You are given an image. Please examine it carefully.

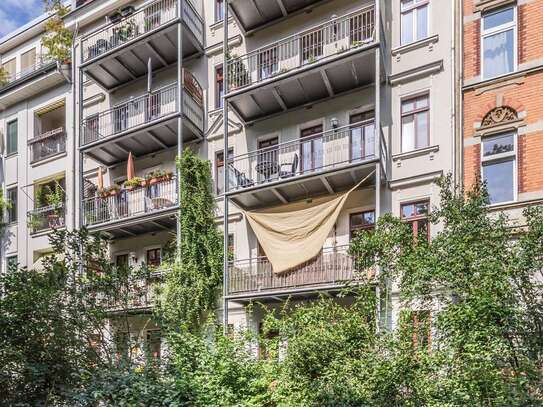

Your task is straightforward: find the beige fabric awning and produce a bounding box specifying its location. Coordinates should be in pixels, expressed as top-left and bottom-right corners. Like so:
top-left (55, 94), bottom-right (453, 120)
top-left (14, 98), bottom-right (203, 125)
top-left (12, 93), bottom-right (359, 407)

top-left (243, 171), bottom-right (375, 274)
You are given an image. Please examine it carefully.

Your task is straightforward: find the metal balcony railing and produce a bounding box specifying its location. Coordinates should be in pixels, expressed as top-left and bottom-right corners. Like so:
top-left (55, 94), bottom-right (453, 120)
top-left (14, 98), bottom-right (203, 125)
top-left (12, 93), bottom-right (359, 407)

top-left (225, 121), bottom-right (376, 193)
top-left (27, 203), bottom-right (66, 234)
top-left (28, 127), bottom-right (66, 163)
top-left (0, 56), bottom-right (56, 89)
top-left (227, 6), bottom-right (375, 92)
top-left (102, 270), bottom-right (166, 311)
top-left (228, 245), bottom-right (359, 295)
top-left (83, 177), bottom-right (178, 226)
top-left (81, 79), bottom-right (203, 146)
top-left (81, 0), bottom-right (203, 63)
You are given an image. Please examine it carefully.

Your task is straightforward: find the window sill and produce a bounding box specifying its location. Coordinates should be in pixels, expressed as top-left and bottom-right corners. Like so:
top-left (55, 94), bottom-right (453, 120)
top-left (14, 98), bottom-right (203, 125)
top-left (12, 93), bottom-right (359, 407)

top-left (392, 145), bottom-right (439, 162)
top-left (391, 35), bottom-right (439, 57)
top-left (6, 152), bottom-right (18, 159)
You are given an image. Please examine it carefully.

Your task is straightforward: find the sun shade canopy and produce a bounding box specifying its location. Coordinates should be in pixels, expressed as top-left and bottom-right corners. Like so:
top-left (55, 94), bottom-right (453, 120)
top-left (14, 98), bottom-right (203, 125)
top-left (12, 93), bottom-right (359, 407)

top-left (243, 171), bottom-right (375, 274)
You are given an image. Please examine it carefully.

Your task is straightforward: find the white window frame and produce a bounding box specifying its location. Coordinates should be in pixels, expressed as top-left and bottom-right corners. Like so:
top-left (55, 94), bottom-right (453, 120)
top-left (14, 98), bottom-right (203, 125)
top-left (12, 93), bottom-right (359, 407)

top-left (480, 131), bottom-right (517, 205)
top-left (400, 0), bottom-right (430, 46)
top-left (481, 6), bottom-right (517, 80)
top-left (400, 92), bottom-right (430, 153)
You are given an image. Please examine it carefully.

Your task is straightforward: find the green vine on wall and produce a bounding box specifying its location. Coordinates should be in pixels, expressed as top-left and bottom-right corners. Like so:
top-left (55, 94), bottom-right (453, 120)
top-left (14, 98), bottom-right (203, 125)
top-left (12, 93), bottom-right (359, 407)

top-left (157, 149), bottom-right (223, 332)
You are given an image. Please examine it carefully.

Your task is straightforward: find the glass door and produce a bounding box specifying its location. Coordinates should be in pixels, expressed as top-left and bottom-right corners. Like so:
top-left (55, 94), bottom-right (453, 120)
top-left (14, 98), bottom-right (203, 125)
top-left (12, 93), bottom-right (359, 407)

top-left (300, 125), bottom-right (323, 173)
top-left (350, 112), bottom-right (374, 162)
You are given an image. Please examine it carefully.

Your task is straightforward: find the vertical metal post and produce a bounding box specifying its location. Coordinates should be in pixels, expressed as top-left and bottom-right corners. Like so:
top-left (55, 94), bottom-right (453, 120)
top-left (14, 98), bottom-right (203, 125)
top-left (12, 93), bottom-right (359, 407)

top-left (374, 11), bottom-right (382, 332)
top-left (176, 0), bottom-right (184, 263)
top-left (222, 2), bottom-right (230, 332)
top-left (78, 40), bottom-right (85, 276)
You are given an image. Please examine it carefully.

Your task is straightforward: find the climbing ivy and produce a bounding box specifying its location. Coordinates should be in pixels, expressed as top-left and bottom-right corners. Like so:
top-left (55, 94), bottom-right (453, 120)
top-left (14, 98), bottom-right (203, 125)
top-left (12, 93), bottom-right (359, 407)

top-left (157, 149), bottom-right (223, 332)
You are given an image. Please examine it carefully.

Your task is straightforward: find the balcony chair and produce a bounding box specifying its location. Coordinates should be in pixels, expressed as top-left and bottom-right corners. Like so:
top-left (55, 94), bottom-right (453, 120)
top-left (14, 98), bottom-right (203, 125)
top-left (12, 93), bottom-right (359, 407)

top-left (228, 164), bottom-right (254, 188)
top-left (279, 153), bottom-right (299, 178)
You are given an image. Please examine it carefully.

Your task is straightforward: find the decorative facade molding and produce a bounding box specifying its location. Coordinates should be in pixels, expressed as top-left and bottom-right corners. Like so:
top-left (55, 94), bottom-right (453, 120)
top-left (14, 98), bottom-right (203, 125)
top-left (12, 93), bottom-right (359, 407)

top-left (480, 106), bottom-right (518, 128)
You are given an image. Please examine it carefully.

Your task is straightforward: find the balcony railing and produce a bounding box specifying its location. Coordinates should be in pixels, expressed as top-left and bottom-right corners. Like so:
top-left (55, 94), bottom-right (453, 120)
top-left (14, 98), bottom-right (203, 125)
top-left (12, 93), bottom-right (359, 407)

top-left (27, 204), bottom-right (66, 234)
top-left (81, 79), bottom-right (203, 146)
top-left (81, 0), bottom-right (203, 63)
top-left (227, 245), bottom-right (359, 296)
top-left (227, 6), bottom-right (375, 92)
top-left (102, 269), bottom-right (167, 311)
top-left (28, 127), bottom-right (66, 163)
top-left (225, 121), bottom-right (376, 193)
top-left (83, 177), bottom-right (178, 226)
top-left (0, 56), bottom-right (56, 90)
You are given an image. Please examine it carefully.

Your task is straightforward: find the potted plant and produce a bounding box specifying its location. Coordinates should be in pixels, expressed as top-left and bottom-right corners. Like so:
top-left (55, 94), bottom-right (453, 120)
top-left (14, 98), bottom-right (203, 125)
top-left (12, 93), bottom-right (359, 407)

top-left (116, 19), bottom-right (137, 43)
top-left (146, 169), bottom-right (165, 185)
top-left (27, 213), bottom-right (42, 233)
top-left (45, 184), bottom-right (64, 228)
top-left (123, 176), bottom-right (146, 191)
top-left (101, 184), bottom-right (121, 198)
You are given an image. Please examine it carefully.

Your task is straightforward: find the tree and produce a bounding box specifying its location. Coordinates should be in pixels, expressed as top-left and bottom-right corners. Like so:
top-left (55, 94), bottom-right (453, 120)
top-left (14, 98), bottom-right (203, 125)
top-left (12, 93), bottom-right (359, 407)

top-left (42, 0), bottom-right (72, 63)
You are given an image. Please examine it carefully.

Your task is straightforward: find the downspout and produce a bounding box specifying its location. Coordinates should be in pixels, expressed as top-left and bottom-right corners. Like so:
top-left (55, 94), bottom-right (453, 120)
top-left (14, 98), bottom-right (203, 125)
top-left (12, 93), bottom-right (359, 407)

top-left (452, 0), bottom-right (463, 186)
top-left (71, 23), bottom-right (79, 231)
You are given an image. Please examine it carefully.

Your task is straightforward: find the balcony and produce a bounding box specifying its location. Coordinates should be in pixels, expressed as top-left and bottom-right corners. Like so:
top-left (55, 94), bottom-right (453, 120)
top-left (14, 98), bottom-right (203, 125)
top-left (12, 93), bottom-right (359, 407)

top-left (229, 0), bottom-right (329, 34)
top-left (226, 122), bottom-right (384, 208)
top-left (80, 75), bottom-right (203, 166)
top-left (28, 127), bottom-right (67, 164)
top-left (0, 57), bottom-right (67, 109)
top-left (103, 269), bottom-right (167, 313)
top-left (226, 6), bottom-right (377, 122)
top-left (27, 204), bottom-right (66, 234)
top-left (83, 177), bottom-right (178, 237)
top-left (227, 245), bottom-right (362, 300)
top-left (80, 0), bottom-right (204, 90)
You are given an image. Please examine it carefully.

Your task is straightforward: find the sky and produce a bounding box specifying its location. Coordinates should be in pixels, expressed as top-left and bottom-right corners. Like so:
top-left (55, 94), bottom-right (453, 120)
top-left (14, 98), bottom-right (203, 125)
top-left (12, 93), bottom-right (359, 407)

top-left (0, 0), bottom-right (44, 39)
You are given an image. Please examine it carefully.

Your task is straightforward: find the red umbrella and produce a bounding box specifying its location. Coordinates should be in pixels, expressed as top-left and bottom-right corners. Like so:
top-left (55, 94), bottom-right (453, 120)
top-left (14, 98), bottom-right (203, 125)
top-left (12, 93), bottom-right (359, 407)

top-left (127, 152), bottom-right (135, 180)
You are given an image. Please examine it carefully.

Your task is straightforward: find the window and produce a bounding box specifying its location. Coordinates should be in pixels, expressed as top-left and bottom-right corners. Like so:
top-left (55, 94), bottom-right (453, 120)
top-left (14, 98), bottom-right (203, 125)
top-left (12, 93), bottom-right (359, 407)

top-left (1, 58), bottom-right (15, 82)
top-left (7, 255), bottom-right (18, 271)
top-left (146, 248), bottom-right (161, 267)
top-left (21, 48), bottom-right (36, 74)
top-left (301, 29), bottom-right (323, 62)
top-left (7, 187), bottom-right (17, 223)
top-left (216, 148), bottom-right (233, 195)
top-left (401, 200), bottom-right (429, 240)
top-left (300, 125), bottom-right (323, 173)
top-left (350, 210), bottom-right (375, 239)
top-left (215, 65), bottom-right (224, 109)
top-left (401, 0), bottom-right (429, 45)
top-left (482, 6), bottom-right (516, 79)
top-left (403, 310), bottom-right (431, 350)
top-left (401, 94), bottom-right (429, 153)
top-left (84, 114), bottom-right (100, 144)
top-left (481, 132), bottom-right (516, 204)
top-left (146, 329), bottom-right (161, 359)
top-left (215, 0), bottom-right (224, 22)
top-left (7, 120), bottom-right (17, 155)
top-left (350, 112), bottom-right (375, 161)
top-left (227, 234), bottom-right (234, 260)
top-left (116, 253), bottom-right (129, 268)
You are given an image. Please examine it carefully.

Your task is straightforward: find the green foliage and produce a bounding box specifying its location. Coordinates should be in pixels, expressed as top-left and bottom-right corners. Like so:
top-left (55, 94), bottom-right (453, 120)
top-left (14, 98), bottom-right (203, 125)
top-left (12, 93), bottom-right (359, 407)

top-left (42, 0), bottom-right (72, 62)
top-left (157, 149), bottom-right (223, 332)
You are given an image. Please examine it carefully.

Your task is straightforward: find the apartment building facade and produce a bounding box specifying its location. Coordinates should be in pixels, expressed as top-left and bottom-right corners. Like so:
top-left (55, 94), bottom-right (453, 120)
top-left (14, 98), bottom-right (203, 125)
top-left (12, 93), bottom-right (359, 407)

top-left (217, 0), bottom-right (459, 336)
top-left (0, 13), bottom-right (74, 273)
top-left (462, 0), bottom-right (543, 224)
top-left (0, 0), bottom-right (459, 351)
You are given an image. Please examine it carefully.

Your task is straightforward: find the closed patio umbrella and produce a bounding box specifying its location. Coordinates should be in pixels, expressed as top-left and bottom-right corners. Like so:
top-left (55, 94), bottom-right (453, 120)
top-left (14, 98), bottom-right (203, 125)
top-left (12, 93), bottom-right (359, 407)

top-left (127, 152), bottom-right (135, 180)
top-left (97, 166), bottom-right (104, 191)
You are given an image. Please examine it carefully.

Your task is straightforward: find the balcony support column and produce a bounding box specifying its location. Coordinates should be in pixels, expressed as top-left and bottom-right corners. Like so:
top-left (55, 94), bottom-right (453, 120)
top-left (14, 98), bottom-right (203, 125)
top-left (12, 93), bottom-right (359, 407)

top-left (374, 41), bottom-right (382, 334)
top-left (78, 40), bottom-right (86, 277)
top-left (176, 1), bottom-right (184, 263)
top-left (222, 2), bottom-right (230, 333)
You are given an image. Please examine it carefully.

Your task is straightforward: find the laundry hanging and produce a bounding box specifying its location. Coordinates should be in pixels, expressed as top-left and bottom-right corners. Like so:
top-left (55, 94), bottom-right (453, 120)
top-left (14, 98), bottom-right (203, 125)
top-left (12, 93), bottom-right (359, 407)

top-left (243, 171), bottom-right (375, 274)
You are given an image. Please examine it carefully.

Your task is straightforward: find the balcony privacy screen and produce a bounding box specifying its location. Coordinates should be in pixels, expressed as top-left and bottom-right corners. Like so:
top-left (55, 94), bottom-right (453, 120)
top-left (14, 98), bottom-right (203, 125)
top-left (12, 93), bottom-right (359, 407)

top-left (244, 171), bottom-right (374, 274)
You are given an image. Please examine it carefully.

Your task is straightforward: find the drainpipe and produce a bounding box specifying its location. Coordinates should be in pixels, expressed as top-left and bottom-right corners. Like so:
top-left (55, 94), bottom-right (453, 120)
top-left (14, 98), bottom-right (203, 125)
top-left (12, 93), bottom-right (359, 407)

top-left (222, 1), bottom-right (230, 333)
top-left (71, 23), bottom-right (79, 231)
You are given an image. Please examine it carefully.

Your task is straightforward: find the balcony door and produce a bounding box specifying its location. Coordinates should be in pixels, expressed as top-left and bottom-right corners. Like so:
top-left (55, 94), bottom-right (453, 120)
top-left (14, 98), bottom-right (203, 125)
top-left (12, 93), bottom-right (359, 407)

top-left (114, 104), bottom-right (129, 133)
top-left (257, 137), bottom-right (279, 182)
top-left (300, 124), bottom-right (323, 173)
top-left (258, 48), bottom-right (278, 80)
top-left (350, 112), bottom-right (375, 162)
